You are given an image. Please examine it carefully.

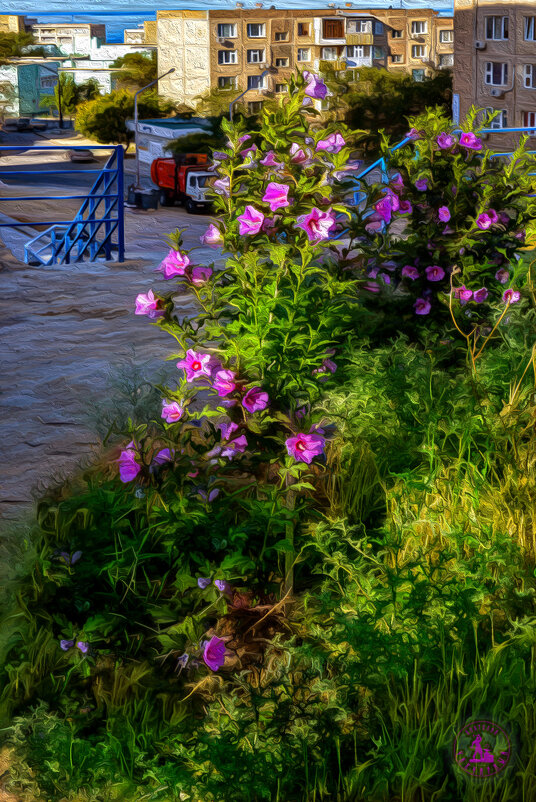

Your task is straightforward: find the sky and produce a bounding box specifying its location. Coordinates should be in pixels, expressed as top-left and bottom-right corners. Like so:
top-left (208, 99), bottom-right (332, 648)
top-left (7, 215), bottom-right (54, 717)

top-left (5, 2), bottom-right (454, 43)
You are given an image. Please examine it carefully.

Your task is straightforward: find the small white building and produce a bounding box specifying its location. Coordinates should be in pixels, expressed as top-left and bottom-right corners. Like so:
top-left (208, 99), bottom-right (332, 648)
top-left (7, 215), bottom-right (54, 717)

top-left (31, 23), bottom-right (106, 57)
top-left (124, 28), bottom-right (145, 45)
top-left (125, 117), bottom-right (214, 163)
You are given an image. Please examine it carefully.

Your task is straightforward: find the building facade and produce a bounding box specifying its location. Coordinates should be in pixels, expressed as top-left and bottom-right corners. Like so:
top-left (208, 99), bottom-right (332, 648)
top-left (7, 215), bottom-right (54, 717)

top-left (157, 8), bottom-right (453, 112)
top-left (124, 28), bottom-right (145, 45)
top-left (31, 23), bottom-right (106, 57)
top-left (0, 60), bottom-right (60, 117)
top-left (0, 15), bottom-right (35, 34)
top-left (454, 0), bottom-right (536, 149)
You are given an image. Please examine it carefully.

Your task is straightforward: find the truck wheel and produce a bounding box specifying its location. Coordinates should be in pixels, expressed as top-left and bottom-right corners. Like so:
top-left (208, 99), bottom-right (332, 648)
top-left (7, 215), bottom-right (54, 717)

top-left (159, 190), bottom-right (172, 207)
top-left (185, 198), bottom-right (195, 214)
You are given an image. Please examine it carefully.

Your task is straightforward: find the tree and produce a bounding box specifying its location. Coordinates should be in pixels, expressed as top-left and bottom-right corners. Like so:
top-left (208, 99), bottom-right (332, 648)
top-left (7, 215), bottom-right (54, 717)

top-left (75, 88), bottom-right (176, 150)
top-left (192, 85), bottom-right (244, 118)
top-left (164, 117), bottom-right (226, 159)
top-left (110, 51), bottom-right (157, 90)
top-left (0, 31), bottom-right (34, 64)
top-left (320, 65), bottom-right (452, 158)
top-left (39, 73), bottom-right (102, 119)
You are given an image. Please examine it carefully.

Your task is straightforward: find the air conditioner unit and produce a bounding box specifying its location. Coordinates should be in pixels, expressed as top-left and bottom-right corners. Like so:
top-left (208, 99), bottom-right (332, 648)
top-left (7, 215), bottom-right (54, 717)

top-left (490, 87), bottom-right (504, 97)
top-left (480, 132), bottom-right (490, 140)
top-left (475, 40), bottom-right (486, 49)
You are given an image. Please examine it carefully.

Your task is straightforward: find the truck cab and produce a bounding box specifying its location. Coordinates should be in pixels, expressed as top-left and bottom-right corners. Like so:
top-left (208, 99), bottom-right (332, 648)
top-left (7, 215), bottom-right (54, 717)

top-left (185, 171), bottom-right (215, 210)
top-left (150, 153), bottom-right (215, 213)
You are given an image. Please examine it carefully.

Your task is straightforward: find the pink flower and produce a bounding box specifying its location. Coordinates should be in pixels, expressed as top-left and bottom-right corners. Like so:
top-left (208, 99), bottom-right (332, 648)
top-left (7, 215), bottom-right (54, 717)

top-left (487, 208), bottom-right (499, 224)
top-left (213, 177), bottom-right (230, 197)
top-left (260, 150), bottom-right (284, 168)
top-left (290, 143), bottom-right (310, 164)
top-left (473, 287), bottom-right (489, 303)
top-left (415, 178), bottom-right (428, 191)
top-left (401, 265), bottom-right (419, 280)
top-left (221, 434), bottom-right (248, 460)
top-left (262, 216), bottom-right (278, 234)
top-left (295, 207), bottom-right (336, 242)
top-left (135, 289), bottom-right (164, 319)
top-left (312, 358), bottom-right (337, 379)
top-left (495, 268), bottom-right (510, 284)
top-left (237, 134), bottom-right (251, 145)
top-left (398, 199), bottom-right (413, 215)
top-left (454, 285), bottom-right (473, 303)
top-left (76, 641), bottom-right (89, 654)
top-left (189, 266), bottom-right (213, 285)
top-left (118, 448), bottom-right (141, 483)
top-left (503, 289), bottom-right (521, 304)
top-left (303, 72), bottom-right (328, 99)
top-left (200, 224), bottom-right (223, 249)
top-left (316, 132), bottom-right (346, 154)
top-left (176, 349), bottom-right (213, 382)
top-left (242, 386), bottom-right (270, 413)
top-left (202, 635), bottom-right (227, 671)
top-left (262, 181), bottom-right (290, 212)
top-left (213, 369), bottom-right (236, 397)
top-left (414, 297), bottom-right (431, 315)
top-left (153, 448), bottom-right (173, 465)
top-left (476, 213), bottom-right (492, 230)
top-left (286, 432), bottom-right (325, 464)
top-left (438, 206), bottom-right (451, 222)
top-left (425, 265), bottom-right (445, 282)
top-left (161, 400), bottom-right (184, 423)
top-left (240, 143), bottom-right (258, 158)
top-left (436, 132), bottom-right (456, 149)
top-left (158, 249), bottom-right (190, 279)
top-left (406, 128), bottom-right (421, 141)
top-left (459, 132), bottom-right (482, 150)
top-left (220, 421), bottom-right (239, 441)
top-left (237, 205), bottom-right (265, 236)
top-left (374, 195), bottom-right (395, 224)
top-left (499, 212), bottom-right (510, 225)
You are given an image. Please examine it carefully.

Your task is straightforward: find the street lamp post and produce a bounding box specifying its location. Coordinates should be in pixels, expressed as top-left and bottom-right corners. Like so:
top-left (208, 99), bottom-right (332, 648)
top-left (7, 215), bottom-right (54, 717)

top-left (133, 67), bottom-right (176, 191)
top-left (229, 67), bottom-right (273, 121)
top-left (39, 63), bottom-right (63, 130)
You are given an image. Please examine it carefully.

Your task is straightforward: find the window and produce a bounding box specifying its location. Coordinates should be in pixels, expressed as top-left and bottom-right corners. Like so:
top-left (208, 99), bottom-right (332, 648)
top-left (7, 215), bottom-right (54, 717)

top-left (218, 76), bottom-right (237, 89)
top-left (275, 57), bottom-right (289, 67)
top-left (297, 48), bottom-right (310, 62)
top-left (439, 29), bottom-right (453, 43)
top-left (485, 62), bottom-right (508, 85)
top-left (525, 17), bottom-right (536, 41)
top-left (485, 16), bottom-right (508, 40)
top-left (439, 54), bottom-right (453, 67)
top-left (523, 111), bottom-right (536, 134)
top-left (412, 45), bottom-right (425, 58)
top-left (248, 101), bottom-right (263, 113)
top-left (274, 31), bottom-right (288, 41)
top-left (297, 22), bottom-right (309, 36)
top-left (374, 22), bottom-right (384, 34)
top-left (247, 49), bottom-right (265, 63)
top-left (247, 23), bottom-right (265, 38)
top-left (247, 74), bottom-right (266, 90)
top-left (347, 45), bottom-right (365, 58)
top-left (322, 46), bottom-right (338, 60)
top-left (347, 20), bottom-right (371, 34)
top-left (391, 29), bottom-right (402, 38)
top-left (524, 64), bottom-right (536, 88)
top-left (374, 47), bottom-right (384, 58)
top-left (217, 23), bottom-right (236, 38)
top-left (392, 54), bottom-right (403, 63)
top-left (411, 21), bottom-right (428, 35)
top-left (485, 107), bottom-right (507, 128)
top-left (275, 83), bottom-right (287, 93)
top-left (218, 50), bottom-right (237, 64)
top-left (412, 69), bottom-right (425, 81)
top-left (323, 19), bottom-right (344, 39)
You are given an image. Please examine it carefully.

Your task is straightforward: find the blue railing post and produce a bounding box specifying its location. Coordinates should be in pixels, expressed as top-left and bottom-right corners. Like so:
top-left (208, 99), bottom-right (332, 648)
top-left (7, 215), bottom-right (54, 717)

top-left (116, 145), bottom-right (125, 263)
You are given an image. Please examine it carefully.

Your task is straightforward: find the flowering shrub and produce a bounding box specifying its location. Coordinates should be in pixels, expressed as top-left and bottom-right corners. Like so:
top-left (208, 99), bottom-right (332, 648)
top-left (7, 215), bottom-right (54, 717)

top-left (345, 106), bottom-right (536, 329)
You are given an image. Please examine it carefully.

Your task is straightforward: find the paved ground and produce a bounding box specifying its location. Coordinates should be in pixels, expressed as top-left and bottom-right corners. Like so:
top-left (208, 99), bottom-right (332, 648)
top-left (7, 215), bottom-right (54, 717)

top-left (0, 195), bottom-right (223, 522)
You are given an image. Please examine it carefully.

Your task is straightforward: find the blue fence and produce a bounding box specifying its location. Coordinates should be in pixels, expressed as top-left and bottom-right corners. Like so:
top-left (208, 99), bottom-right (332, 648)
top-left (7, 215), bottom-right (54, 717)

top-left (0, 144), bottom-right (124, 265)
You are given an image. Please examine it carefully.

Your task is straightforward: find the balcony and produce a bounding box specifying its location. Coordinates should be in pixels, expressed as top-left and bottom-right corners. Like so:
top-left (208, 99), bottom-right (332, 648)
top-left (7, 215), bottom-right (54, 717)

top-left (346, 33), bottom-right (374, 46)
top-left (319, 59), bottom-right (347, 72)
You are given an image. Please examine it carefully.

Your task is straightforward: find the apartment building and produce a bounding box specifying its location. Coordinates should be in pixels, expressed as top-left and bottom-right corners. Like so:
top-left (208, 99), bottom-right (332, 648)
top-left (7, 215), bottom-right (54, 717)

top-left (0, 15), bottom-right (36, 34)
top-left (454, 0), bottom-right (536, 150)
top-left (31, 23), bottom-right (106, 57)
top-left (156, 8), bottom-right (453, 113)
top-left (124, 21), bottom-right (157, 46)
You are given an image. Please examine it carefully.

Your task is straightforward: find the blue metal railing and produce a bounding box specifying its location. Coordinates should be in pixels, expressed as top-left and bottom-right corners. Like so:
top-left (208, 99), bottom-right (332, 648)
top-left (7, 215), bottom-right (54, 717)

top-left (335, 126), bottom-right (536, 236)
top-left (0, 144), bottom-right (124, 265)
